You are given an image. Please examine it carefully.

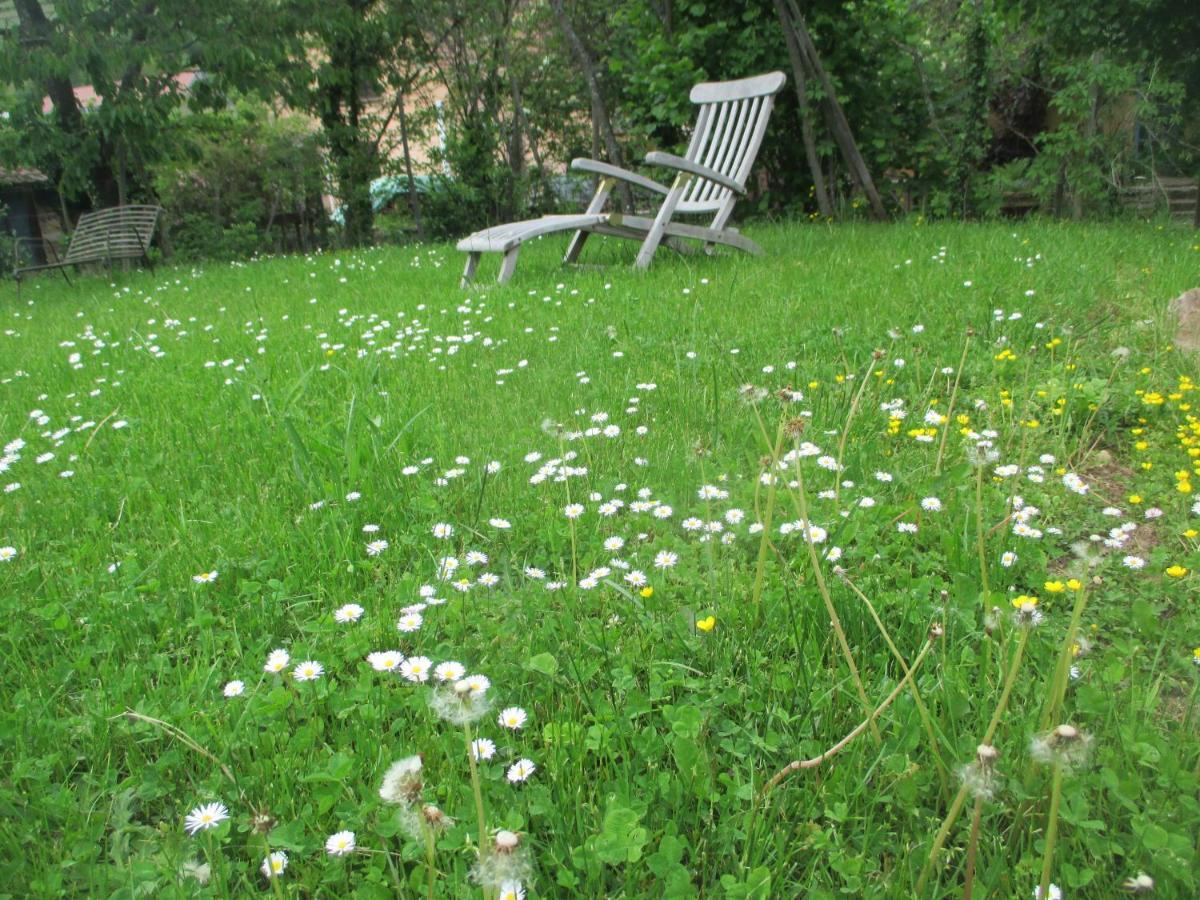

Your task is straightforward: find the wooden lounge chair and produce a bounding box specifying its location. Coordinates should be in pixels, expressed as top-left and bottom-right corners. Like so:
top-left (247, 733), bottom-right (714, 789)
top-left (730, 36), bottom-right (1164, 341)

top-left (458, 71), bottom-right (786, 286)
top-left (13, 204), bottom-right (162, 293)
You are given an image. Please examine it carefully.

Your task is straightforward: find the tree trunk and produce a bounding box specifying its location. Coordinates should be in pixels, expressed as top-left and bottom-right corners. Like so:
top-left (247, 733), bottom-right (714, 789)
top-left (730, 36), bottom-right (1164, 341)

top-left (396, 93), bottom-right (425, 241)
top-left (1074, 51), bottom-right (1103, 220)
top-left (13, 0), bottom-right (83, 135)
top-left (773, 0), bottom-right (832, 217)
top-left (549, 0), bottom-right (634, 212)
top-left (502, 38), bottom-right (526, 217)
top-left (13, 0), bottom-right (119, 204)
top-left (782, 0), bottom-right (888, 221)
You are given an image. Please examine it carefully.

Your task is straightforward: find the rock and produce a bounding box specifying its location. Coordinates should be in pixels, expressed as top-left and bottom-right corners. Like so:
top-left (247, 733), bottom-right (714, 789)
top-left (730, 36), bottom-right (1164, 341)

top-left (1168, 288), bottom-right (1200, 352)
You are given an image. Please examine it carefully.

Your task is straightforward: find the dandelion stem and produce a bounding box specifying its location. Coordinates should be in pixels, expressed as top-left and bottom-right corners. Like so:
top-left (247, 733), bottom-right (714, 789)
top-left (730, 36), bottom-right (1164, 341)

top-left (463, 722), bottom-right (490, 899)
top-left (917, 626), bottom-right (1030, 893)
top-left (833, 354), bottom-right (877, 507)
top-left (974, 463), bottom-right (990, 604)
top-left (934, 333), bottom-right (972, 477)
top-left (422, 818), bottom-right (437, 900)
top-left (1038, 761), bottom-right (1066, 900)
top-left (985, 626), bottom-right (1031, 744)
top-left (917, 785), bottom-right (970, 895)
top-left (1041, 583), bottom-right (1088, 731)
top-left (790, 452), bottom-right (880, 743)
top-left (961, 796), bottom-right (985, 900)
top-left (760, 636), bottom-right (934, 797)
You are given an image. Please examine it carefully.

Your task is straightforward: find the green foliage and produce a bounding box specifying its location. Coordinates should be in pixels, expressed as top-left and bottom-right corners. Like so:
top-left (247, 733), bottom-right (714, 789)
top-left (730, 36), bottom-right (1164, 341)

top-left (2, 222), bottom-right (1199, 894)
top-left (151, 104), bottom-right (327, 261)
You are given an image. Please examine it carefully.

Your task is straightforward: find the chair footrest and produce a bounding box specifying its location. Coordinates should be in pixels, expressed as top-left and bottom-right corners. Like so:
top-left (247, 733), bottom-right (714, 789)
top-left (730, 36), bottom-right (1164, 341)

top-left (456, 215), bottom-right (608, 253)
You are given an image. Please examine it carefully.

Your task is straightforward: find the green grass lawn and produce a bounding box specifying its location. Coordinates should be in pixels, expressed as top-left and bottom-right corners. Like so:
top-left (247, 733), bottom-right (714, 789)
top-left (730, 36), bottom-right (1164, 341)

top-left (1, 220), bottom-right (1198, 898)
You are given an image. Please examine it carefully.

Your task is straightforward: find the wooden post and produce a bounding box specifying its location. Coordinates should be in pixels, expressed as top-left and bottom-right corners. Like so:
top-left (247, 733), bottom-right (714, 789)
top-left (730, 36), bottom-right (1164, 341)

top-left (782, 0), bottom-right (888, 221)
top-left (773, 0), bottom-right (832, 217)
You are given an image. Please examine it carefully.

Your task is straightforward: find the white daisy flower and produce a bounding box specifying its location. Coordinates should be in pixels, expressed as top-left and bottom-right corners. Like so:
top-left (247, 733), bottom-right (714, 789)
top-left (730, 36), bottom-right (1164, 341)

top-left (506, 758), bottom-right (536, 783)
top-left (222, 680), bottom-right (245, 698)
top-left (261, 851), bottom-right (288, 878)
top-left (397, 613), bottom-right (423, 633)
top-left (470, 738), bottom-right (496, 761)
top-left (184, 801), bottom-right (230, 835)
top-left (498, 707), bottom-right (527, 729)
top-left (400, 656), bottom-right (431, 682)
top-left (325, 830), bottom-right (356, 857)
top-left (435, 661), bottom-right (466, 682)
top-left (334, 603), bottom-right (364, 623)
top-left (292, 660), bottom-right (324, 681)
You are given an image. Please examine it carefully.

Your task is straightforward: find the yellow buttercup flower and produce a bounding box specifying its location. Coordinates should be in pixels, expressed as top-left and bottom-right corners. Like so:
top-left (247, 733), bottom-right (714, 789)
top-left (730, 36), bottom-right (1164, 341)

top-left (1044, 580), bottom-right (1065, 594)
top-left (1066, 579), bottom-right (1083, 591)
top-left (639, 586), bottom-right (653, 598)
top-left (696, 616), bottom-right (716, 633)
top-left (1165, 565), bottom-right (1188, 578)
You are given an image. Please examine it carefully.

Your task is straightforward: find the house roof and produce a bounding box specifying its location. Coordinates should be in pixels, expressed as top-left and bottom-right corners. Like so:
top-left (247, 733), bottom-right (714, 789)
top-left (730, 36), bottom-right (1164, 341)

top-left (40, 70), bottom-right (203, 115)
top-left (0, 167), bottom-right (49, 186)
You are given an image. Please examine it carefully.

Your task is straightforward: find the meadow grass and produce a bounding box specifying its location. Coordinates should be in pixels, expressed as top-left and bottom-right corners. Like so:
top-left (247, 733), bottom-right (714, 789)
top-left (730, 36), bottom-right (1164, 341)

top-left (1, 220), bottom-right (1198, 897)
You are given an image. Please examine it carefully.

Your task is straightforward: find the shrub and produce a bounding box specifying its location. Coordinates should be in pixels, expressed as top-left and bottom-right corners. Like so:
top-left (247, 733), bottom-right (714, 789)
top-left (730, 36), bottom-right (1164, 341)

top-left (152, 103), bottom-right (328, 261)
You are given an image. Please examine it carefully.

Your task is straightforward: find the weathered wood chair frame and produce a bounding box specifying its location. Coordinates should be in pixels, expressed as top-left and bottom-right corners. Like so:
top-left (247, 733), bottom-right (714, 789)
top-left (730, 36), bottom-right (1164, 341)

top-left (13, 205), bottom-right (162, 294)
top-left (458, 72), bottom-right (786, 286)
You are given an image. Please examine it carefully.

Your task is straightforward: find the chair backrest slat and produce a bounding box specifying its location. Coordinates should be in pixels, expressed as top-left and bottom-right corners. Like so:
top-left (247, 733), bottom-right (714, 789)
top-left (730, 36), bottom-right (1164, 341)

top-left (675, 72), bottom-right (785, 216)
top-left (62, 205), bottom-right (162, 264)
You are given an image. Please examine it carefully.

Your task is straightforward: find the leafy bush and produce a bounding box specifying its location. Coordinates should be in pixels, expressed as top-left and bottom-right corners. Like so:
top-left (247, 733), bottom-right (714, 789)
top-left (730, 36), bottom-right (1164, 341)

top-left (152, 103), bottom-right (328, 261)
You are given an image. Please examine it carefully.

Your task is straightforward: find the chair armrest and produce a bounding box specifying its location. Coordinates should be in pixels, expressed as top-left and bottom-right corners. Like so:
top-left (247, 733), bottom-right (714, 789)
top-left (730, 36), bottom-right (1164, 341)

top-left (643, 151), bottom-right (745, 195)
top-left (571, 158), bottom-right (670, 196)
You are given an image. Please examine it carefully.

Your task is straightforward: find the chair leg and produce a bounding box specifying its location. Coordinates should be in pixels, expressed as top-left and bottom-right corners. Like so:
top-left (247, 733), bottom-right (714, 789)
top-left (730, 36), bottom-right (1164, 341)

top-left (564, 176), bottom-right (613, 266)
top-left (635, 176), bottom-right (688, 270)
top-left (461, 252), bottom-right (481, 288)
top-left (563, 230), bottom-right (590, 264)
top-left (498, 247), bottom-right (520, 284)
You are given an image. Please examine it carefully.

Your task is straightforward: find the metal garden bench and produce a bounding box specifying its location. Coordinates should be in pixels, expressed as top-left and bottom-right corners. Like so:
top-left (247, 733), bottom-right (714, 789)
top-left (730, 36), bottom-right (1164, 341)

top-left (13, 204), bottom-right (162, 292)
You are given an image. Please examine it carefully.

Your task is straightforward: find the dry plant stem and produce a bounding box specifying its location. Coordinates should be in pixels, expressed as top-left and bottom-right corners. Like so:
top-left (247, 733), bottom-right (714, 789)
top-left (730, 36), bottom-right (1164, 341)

top-left (838, 572), bottom-right (950, 795)
top-left (119, 710), bottom-right (242, 796)
top-left (961, 795), bottom-right (985, 900)
top-left (833, 356), bottom-right (877, 506)
top-left (750, 426), bottom-right (785, 612)
top-left (1041, 585), bottom-right (1088, 731)
top-left (917, 627), bottom-right (1031, 894)
top-left (934, 334), bottom-right (972, 476)
top-left (974, 463), bottom-right (990, 602)
top-left (790, 454), bottom-right (881, 742)
top-left (1038, 762), bottom-right (1066, 900)
top-left (760, 637), bottom-right (934, 797)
